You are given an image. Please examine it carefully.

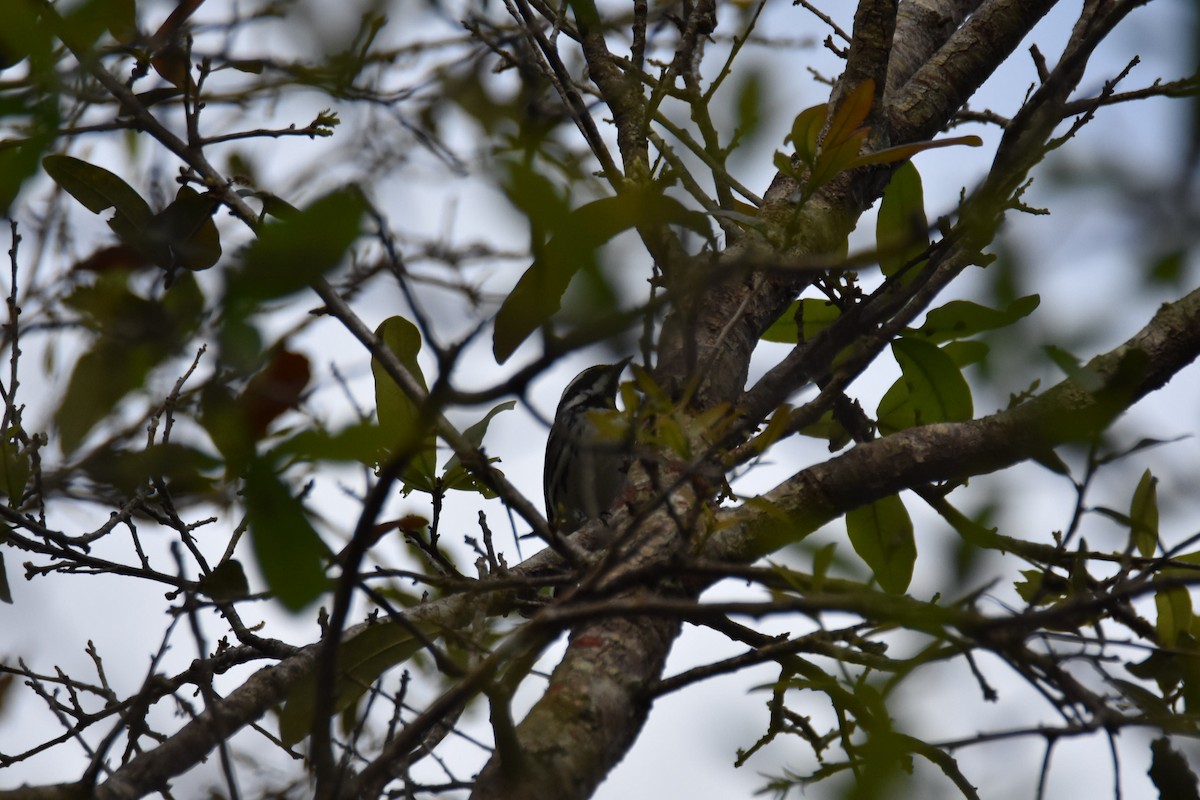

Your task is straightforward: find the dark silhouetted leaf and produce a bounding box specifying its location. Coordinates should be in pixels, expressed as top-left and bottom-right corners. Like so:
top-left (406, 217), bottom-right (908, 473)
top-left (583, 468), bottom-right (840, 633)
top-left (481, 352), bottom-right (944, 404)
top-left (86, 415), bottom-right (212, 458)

top-left (1149, 737), bottom-right (1200, 800)
top-left (43, 155), bottom-right (153, 225)
top-left (273, 422), bottom-right (385, 465)
top-left (1044, 344), bottom-right (1104, 392)
top-left (733, 71), bottom-right (764, 145)
top-left (55, 272), bottom-right (202, 451)
top-left (502, 160), bottom-right (570, 236)
top-left (0, 438), bottom-right (29, 505)
top-left (80, 442), bottom-right (219, 497)
top-left (0, 0), bottom-right (45, 71)
top-left (55, 341), bottom-right (157, 453)
top-left (151, 186), bottom-right (222, 270)
top-left (0, 550), bottom-right (10, 604)
top-left (244, 459), bottom-right (329, 612)
top-left (234, 186), bottom-right (366, 303)
top-left (71, 244), bottom-right (153, 274)
top-left (198, 559), bottom-right (250, 602)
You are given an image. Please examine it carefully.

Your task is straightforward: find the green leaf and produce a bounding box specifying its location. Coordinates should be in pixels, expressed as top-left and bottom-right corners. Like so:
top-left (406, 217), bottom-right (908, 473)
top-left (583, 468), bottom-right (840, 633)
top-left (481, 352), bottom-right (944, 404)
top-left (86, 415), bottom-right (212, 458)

top-left (443, 400), bottom-right (515, 494)
top-left (876, 161), bottom-right (927, 277)
top-left (1, 136), bottom-right (53, 216)
top-left (501, 160), bottom-right (570, 236)
top-left (273, 422), bottom-right (388, 465)
top-left (1108, 679), bottom-right (1173, 719)
top-left (796, 409), bottom-right (851, 450)
top-left (761, 300), bottom-right (800, 343)
top-left (847, 494), bottom-right (916, 594)
top-left (761, 298), bottom-right (840, 344)
top-left (59, 0), bottom-right (123, 50)
top-left (733, 70), bottom-right (764, 143)
top-left (55, 342), bottom-right (157, 453)
top-left (279, 620), bottom-right (433, 746)
top-left (42, 155), bottom-right (153, 227)
top-left (371, 317), bottom-right (437, 491)
top-left (493, 187), bottom-right (709, 362)
top-left (1014, 569), bottom-right (1067, 605)
top-left (877, 338), bottom-right (973, 435)
top-left (811, 543), bottom-right (836, 592)
top-left (244, 459), bottom-right (330, 612)
top-left (1130, 469), bottom-right (1159, 558)
top-left (1156, 580), bottom-right (1194, 648)
top-left (799, 299), bottom-right (842, 342)
top-left (914, 295), bottom-right (1040, 344)
top-left (940, 340), bottom-right (989, 368)
top-left (234, 186), bottom-right (366, 303)
top-left (0, 0), bottom-right (46, 71)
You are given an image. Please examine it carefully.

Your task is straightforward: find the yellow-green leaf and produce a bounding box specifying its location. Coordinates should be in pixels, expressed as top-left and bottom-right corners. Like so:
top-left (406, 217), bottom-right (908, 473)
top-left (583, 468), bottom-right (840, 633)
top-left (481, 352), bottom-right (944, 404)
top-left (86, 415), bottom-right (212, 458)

top-left (371, 317), bottom-right (437, 491)
top-left (1156, 580), bottom-right (1193, 648)
top-left (876, 161), bottom-right (927, 277)
top-left (1131, 469), bottom-right (1159, 558)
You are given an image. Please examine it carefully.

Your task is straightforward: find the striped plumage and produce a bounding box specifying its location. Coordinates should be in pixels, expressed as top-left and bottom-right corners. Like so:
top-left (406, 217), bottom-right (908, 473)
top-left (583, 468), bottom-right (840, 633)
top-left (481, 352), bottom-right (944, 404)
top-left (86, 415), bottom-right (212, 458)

top-left (543, 361), bottom-right (631, 533)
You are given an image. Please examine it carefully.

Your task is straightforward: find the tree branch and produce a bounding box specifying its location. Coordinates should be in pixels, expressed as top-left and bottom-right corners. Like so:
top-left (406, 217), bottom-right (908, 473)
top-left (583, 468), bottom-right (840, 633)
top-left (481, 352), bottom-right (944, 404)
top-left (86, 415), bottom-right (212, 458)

top-left (710, 282), bottom-right (1200, 563)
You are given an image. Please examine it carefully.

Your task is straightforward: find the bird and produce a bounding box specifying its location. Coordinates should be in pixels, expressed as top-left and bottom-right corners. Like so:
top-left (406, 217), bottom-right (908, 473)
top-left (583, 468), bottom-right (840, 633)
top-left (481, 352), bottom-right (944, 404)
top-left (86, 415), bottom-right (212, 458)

top-left (543, 360), bottom-right (632, 534)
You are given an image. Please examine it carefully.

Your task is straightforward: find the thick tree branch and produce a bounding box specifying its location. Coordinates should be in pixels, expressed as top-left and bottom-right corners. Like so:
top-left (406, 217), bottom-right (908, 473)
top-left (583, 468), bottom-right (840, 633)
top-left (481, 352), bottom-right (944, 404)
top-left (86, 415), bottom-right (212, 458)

top-left (710, 282), bottom-right (1200, 563)
top-left (886, 0), bottom-right (1058, 143)
top-left (886, 0), bottom-right (983, 96)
